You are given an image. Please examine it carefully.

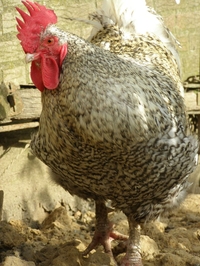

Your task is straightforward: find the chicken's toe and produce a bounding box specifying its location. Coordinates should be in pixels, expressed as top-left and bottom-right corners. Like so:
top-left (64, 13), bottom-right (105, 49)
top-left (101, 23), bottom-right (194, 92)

top-left (82, 220), bottom-right (128, 256)
top-left (82, 200), bottom-right (128, 257)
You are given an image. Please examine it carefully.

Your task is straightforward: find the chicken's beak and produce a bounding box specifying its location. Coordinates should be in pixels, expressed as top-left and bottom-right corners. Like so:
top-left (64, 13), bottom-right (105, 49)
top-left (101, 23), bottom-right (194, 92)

top-left (25, 53), bottom-right (40, 63)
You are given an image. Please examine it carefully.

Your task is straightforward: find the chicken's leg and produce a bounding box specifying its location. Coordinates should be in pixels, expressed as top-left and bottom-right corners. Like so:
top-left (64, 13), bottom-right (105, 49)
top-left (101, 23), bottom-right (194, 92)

top-left (82, 200), bottom-right (128, 258)
top-left (120, 217), bottom-right (143, 266)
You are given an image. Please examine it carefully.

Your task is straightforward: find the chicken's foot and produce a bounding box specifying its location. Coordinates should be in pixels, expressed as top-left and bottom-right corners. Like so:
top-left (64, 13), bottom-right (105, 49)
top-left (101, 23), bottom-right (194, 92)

top-left (120, 217), bottom-right (143, 266)
top-left (82, 200), bottom-right (128, 258)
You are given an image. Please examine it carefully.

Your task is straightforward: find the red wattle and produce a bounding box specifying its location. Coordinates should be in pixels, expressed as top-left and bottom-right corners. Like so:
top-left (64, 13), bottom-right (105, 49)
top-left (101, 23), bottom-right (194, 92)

top-left (41, 56), bottom-right (59, 90)
top-left (31, 61), bottom-right (45, 92)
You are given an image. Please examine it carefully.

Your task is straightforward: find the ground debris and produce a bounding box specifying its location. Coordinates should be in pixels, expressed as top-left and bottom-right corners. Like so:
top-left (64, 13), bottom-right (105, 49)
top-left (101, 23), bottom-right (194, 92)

top-left (0, 195), bottom-right (200, 265)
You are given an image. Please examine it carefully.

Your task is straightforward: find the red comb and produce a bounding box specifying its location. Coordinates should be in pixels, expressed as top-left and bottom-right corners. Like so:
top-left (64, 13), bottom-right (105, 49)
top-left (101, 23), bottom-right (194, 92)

top-left (16, 0), bottom-right (57, 53)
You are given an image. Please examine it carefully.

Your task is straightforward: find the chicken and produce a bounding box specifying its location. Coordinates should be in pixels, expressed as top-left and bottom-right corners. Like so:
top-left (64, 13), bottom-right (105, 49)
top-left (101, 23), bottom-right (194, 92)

top-left (16, 1), bottom-right (198, 265)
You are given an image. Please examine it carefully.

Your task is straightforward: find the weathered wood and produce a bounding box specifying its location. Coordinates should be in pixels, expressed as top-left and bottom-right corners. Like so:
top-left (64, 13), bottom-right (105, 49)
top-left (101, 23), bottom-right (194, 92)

top-left (184, 92), bottom-right (200, 112)
top-left (0, 191), bottom-right (3, 221)
top-left (0, 86), bottom-right (41, 122)
top-left (184, 84), bottom-right (200, 90)
top-left (183, 77), bottom-right (200, 114)
top-left (0, 82), bottom-right (10, 120)
top-left (0, 87), bottom-right (41, 132)
top-left (12, 89), bottom-right (41, 120)
top-left (184, 91), bottom-right (200, 142)
top-left (0, 121), bottom-right (39, 132)
top-left (197, 92), bottom-right (200, 106)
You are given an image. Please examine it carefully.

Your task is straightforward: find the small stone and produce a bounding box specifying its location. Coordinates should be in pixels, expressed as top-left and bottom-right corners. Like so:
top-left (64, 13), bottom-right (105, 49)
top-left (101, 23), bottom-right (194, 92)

top-left (0, 256), bottom-right (35, 266)
top-left (141, 235), bottom-right (159, 260)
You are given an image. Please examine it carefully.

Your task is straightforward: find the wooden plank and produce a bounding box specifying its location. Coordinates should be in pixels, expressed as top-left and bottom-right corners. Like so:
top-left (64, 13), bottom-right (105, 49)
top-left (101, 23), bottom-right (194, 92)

top-left (184, 84), bottom-right (200, 89)
top-left (0, 121), bottom-right (39, 132)
top-left (197, 92), bottom-right (200, 106)
top-left (198, 115), bottom-right (200, 142)
top-left (0, 86), bottom-right (42, 122)
top-left (187, 111), bottom-right (200, 115)
top-left (0, 191), bottom-right (3, 221)
top-left (11, 89), bottom-right (42, 120)
top-left (184, 92), bottom-right (200, 112)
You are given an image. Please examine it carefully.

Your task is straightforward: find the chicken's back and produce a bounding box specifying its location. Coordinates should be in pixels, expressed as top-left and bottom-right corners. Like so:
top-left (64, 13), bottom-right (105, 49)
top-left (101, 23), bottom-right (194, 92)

top-left (88, 0), bottom-right (183, 95)
top-left (31, 26), bottom-right (198, 223)
top-left (91, 29), bottom-right (182, 94)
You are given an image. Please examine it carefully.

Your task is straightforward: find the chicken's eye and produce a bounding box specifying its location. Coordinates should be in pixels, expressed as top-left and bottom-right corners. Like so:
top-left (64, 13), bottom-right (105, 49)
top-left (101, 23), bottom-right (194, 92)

top-left (46, 38), bottom-right (54, 45)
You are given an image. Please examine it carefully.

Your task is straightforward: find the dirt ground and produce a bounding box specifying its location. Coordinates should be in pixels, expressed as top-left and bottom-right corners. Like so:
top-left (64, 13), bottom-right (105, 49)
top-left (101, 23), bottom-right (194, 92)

top-left (0, 129), bottom-right (200, 266)
top-left (0, 195), bottom-right (200, 266)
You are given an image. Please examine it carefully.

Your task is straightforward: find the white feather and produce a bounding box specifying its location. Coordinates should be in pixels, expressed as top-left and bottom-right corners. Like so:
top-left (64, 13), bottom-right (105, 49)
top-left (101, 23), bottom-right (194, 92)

top-left (89, 0), bottom-right (181, 70)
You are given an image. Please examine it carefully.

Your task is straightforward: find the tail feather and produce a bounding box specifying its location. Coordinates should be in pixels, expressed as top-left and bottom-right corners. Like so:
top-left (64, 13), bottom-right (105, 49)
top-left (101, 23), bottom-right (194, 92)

top-left (88, 0), bottom-right (181, 70)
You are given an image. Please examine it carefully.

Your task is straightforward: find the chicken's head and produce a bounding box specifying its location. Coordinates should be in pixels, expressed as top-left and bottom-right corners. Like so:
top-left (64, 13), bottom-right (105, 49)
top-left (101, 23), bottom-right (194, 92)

top-left (16, 0), bottom-right (68, 92)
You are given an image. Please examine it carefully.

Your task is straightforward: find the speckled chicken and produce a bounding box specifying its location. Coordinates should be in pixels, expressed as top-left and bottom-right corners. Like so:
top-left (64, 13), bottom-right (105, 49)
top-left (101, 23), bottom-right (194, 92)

top-left (16, 1), bottom-right (198, 265)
